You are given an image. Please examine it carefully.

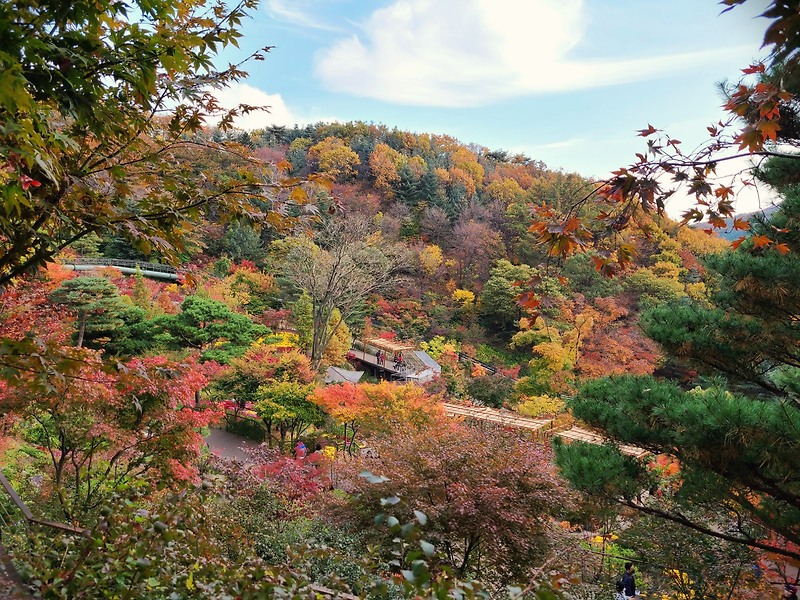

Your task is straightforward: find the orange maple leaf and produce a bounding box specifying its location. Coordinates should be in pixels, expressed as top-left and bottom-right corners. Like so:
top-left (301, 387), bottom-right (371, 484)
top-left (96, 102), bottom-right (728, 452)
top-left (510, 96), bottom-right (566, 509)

top-left (752, 235), bottom-right (772, 249)
top-left (775, 243), bottom-right (790, 255)
top-left (731, 236), bottom-right (747, 251)
top-left (741, 63), bottom-right (765, 75)
top-left (758, 121), bottom-right (781, 142)
top-left (733, 217), bottom-right (750, 231)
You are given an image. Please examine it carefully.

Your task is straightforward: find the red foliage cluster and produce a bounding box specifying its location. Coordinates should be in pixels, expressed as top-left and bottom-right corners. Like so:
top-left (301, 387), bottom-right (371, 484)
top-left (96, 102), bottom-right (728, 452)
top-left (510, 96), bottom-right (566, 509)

top-left (0, 265), bottom-right (74, 343)
top-left (254, 455), bottom-right (329, 504)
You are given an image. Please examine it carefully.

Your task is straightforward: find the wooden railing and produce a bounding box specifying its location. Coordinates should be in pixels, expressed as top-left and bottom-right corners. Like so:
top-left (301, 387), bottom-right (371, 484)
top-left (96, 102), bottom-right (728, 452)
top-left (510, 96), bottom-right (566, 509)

top-left (0, 471), bottom-right (87, 599)
top-left (0, 472), bottom-right (88, 535)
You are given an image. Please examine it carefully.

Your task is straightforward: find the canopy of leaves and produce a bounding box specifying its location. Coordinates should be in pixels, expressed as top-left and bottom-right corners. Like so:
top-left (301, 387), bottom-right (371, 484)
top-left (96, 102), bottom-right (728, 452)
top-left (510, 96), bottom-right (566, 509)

top-left (0, 0), bottom-right (322, 286)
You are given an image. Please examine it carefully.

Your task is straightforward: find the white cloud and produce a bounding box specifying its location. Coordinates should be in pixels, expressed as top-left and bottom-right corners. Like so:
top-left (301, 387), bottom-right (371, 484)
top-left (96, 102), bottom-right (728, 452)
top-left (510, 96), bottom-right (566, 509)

top-left (266, 0), bottom-right (338, 30)
top-left (209, 83), bottom-right (298, 130)
top-left (314, 0), bottom-right (754, 107)
top-left (208, 83), bottom-right (340, 130)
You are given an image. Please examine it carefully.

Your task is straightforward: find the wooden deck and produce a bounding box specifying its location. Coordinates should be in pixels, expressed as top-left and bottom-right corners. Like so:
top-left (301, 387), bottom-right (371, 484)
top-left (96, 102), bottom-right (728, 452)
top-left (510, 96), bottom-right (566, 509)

top-left (557, 427), bottom-right (650, 459)
top-left (443, 403), bottom-right (552, 432)
top-left (351, 349), bottom-right (416, 379)
top-left (442, 403), bottom-right (648, 458)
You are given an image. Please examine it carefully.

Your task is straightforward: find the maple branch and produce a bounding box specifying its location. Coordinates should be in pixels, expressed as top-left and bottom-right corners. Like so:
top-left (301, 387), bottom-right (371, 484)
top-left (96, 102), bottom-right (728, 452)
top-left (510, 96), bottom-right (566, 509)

top-left (659, 149), bottom-right (800, 168)
top-left (619, 499), bottom-right (800, 561)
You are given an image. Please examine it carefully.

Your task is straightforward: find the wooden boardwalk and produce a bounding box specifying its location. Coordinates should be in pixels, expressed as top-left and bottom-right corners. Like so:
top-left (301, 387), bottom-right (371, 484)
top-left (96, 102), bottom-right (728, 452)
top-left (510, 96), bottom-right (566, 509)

top-left (443, 402), bottom-right (648, 458)
top-left (443, 403), bottom-right (552, 432)
top-left (557, 426), bottom-right (650, 459)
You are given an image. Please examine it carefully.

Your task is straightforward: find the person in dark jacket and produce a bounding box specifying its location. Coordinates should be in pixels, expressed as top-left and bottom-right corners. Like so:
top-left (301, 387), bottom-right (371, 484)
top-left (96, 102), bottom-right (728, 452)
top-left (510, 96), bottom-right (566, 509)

top-left (621, 563), bottom-right (636, 599)
top-left (785, 584), bottom-right (798, 600)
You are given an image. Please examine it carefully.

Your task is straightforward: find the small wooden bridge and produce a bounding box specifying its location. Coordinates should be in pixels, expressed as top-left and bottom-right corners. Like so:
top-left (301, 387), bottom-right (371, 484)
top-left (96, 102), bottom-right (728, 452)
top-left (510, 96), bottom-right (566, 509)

top-left (444, 402), bottom-right (648, 458)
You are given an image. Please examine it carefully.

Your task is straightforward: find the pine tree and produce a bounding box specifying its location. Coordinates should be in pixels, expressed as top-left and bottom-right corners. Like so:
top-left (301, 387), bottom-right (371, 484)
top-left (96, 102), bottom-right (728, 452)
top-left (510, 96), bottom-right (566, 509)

top-left (393, 164), bottom-right (421, 207)
top-left (419, 167), bottom-right (445, 208)
top-left (49, 276), bottom-right (126, 348)
top-left (554, 192), bottom-right (800, 561)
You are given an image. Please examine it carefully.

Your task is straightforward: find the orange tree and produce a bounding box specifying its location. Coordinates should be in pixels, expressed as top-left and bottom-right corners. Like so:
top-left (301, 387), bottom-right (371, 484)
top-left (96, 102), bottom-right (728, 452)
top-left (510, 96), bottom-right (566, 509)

top-left (311, 381), bottom-right (445, 455)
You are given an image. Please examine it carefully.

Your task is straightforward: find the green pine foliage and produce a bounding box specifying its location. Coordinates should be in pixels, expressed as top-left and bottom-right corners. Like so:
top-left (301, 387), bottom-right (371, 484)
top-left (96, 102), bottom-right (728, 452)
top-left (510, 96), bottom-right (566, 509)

top-left (49, 276), bottom-right (126, 348)
top-left (555, 188), bottom-right (800, 561)
top-left (152, 295), bottom-right (270, 363)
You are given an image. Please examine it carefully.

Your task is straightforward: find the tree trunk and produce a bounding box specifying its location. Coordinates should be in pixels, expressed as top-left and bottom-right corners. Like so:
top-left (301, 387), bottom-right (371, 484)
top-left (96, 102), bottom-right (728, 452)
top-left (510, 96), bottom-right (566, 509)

top-left (76, 311), bottom-right (87, 348)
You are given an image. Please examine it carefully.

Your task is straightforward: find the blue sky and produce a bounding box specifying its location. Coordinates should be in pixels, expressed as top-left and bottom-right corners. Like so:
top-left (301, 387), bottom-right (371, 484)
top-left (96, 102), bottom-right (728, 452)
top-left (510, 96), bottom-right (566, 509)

top-left (213, 0), bottom-right (773, 211)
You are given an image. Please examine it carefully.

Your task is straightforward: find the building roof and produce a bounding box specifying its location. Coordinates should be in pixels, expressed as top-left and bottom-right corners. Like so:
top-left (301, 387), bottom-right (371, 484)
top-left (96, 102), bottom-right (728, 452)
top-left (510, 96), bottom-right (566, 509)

top-left (325, 366), bottom-right (364, 384)
top-left (365, 338), bottom-right (416, 353)
top-left (412, 351), bottom-right (441, 373)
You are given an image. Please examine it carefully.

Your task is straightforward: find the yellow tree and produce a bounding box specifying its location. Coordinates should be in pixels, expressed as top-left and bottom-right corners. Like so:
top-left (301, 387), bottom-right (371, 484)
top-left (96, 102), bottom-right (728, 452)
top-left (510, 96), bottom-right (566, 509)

top-left (418, 244), bottom-right (443, 276)
top-left (321, 308), bottom-right (352, 367)
top-left (308, 137), bottom-right (360, 182)
top-left (369, 143), bottom-right (405, 196)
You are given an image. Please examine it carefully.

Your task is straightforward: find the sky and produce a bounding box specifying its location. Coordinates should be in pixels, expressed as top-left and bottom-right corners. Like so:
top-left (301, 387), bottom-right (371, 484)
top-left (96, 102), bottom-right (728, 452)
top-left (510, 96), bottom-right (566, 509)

top-left (212, 0), bottom-right (777, 216)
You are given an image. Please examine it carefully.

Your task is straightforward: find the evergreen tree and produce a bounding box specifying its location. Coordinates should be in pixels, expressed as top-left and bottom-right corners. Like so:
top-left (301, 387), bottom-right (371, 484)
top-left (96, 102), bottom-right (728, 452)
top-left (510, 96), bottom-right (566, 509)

top-left (554, 192), bottom-right (800, 561)
top-left (49, 276), bottom-right (126, 348)
top-left (419, 168), bottom-right (442, 207)
top-left (152, 295), bottom-right (270, 363)
top-left (479, 260), bottom-right (533, 336)
top-left (223, 223), bottom-right (265, 264)
top-left (393, 164), bottom-right (421, 207)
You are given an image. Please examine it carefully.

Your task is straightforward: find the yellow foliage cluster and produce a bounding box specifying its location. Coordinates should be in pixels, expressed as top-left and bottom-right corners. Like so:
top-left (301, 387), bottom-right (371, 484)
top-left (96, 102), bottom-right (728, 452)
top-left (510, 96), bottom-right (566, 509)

top-left (407, 155), bottom-right (427, 177)
top-left (418, 244), bottom-right (443, 275)
top-left (369, 143), bottom-right (405, 194)
top-left (516, 394), bottom-right (565, 418)
top-left (451, 289), bottom-right (475, 307)
top-left (258, 331), bottom-right (299, 349)
top-left (676, 225), bottom-right (729, 255)
top-left (685, 282), bottom-right (708, 301)
top-left (484, 178), bottom-right (523, 205)
top-left (202, 276), bottom-right (249, 311)
top-left (419, 336), bottom-right (460, 360)
top-left (322, 308), bottom-right (352, 368)
top-left (309, 137), bottom-right (360, 182)
top-left (651, 260), bottom-right (683, 280)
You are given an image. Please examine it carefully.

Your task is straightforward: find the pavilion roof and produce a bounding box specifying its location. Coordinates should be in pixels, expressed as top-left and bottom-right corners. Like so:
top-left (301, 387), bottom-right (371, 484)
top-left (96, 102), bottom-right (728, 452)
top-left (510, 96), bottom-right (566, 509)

top-left (365, 338), bottom-right (416, 353)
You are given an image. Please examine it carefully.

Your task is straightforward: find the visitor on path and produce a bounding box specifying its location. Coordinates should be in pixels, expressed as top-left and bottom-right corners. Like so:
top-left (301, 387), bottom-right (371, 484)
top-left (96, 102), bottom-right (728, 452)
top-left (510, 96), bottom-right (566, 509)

top-left (785, 584), bottom-right (798, 600)
top-left (295, 441), bottom-right (306, 460)
top-left (621, 563), bottom-right (637, 599)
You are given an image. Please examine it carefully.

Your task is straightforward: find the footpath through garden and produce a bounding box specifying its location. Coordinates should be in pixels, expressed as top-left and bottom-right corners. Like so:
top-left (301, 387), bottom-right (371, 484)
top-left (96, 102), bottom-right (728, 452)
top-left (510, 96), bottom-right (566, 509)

top-left (204, 428), bottom-right (260, 462)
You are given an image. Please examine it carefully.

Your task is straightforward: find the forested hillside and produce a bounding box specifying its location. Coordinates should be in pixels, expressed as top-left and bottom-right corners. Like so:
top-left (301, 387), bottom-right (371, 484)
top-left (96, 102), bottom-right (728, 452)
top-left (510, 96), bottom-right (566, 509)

top-left (0, 0), bottom-right (798, 598)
